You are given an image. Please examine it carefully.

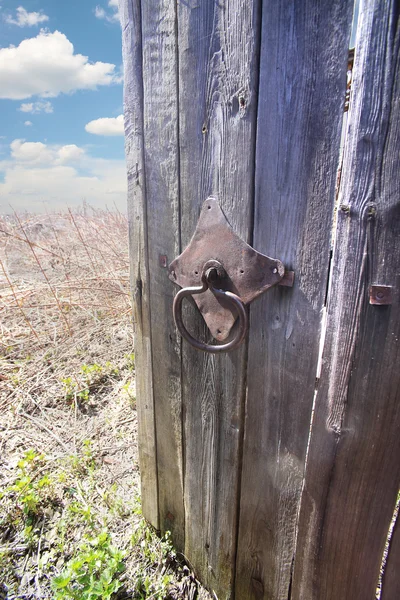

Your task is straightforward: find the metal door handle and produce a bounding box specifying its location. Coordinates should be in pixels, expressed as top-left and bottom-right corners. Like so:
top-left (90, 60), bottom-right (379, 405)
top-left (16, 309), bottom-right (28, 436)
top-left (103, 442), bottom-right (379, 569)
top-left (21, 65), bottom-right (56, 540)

top-left (173, 262), bottom-right (248, 353)
top-left (169, 198), bottom-right (294, 353)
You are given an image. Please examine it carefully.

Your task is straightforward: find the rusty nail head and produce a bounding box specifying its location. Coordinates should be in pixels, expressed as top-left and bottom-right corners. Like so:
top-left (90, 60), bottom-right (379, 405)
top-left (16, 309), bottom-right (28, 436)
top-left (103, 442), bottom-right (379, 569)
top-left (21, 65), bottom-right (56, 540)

top-left (369, 285), bottom-right (392, 305)
top-left (159, 254), bottom-right (168, 268)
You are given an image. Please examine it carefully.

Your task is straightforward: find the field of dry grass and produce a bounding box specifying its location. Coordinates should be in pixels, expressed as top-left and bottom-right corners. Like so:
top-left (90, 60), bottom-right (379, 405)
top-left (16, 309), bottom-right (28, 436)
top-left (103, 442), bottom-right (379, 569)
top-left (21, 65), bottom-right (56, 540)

top-left (0, 208), bottom-right (210, 599)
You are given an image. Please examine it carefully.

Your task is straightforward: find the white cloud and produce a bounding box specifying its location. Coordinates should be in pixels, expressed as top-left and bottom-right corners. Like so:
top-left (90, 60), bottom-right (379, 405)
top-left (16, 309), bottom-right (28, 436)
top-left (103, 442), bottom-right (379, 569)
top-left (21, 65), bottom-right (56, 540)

top-left (24, 121), bottom-right (33, 126)
top-left (10, 139), bottom-right (84, 166)
top-left (19, 103), bottom-right (34, 113)
top-left (0, 139), bottom-right (127, 212)
top-left (5, 6), bottom-right (49, 27)
top-left (0, 30), bottom-right (119, 100)
top-left (57, 145), bottom-right (85, 164)
top-left (10, 139), bottom-right (54, 164)
top-left (95, 7), bottom-right (106, 19)
top-left (19, 101), bottom-right (54, 114)
top-left (85, 115), bottom-right (124, 136)
top-left (95, 0), bottom-right (120, 23)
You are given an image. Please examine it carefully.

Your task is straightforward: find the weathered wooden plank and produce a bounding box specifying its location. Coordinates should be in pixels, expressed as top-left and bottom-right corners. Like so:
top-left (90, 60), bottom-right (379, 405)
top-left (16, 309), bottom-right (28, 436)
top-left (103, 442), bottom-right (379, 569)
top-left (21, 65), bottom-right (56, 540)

top-left (381, 503), bottom-right (400, 600)
top-left (140, 0), bottom-right (184, 548)
top-left (121, 0), bottom-right (159, 528)
top-left (235, 2), bottom-right (353, 599)
top-left (292, 1), bottom-right (400, 598)
top-left (176, 1), bottom-right (261, 596)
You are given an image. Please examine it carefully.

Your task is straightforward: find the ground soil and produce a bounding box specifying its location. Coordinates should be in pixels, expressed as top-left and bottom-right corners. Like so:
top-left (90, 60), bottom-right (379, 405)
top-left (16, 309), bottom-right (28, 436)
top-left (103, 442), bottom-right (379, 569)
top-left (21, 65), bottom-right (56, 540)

top-left (0, 210), bottom-right (212, 599)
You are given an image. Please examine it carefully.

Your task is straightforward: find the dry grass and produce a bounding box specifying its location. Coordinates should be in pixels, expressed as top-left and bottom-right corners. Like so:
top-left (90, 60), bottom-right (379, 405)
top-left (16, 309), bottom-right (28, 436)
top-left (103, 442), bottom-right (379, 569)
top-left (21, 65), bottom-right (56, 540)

top-left (0, 207), bottom-right (130, 346)
top-left (0, 208), bottom-right (211, 600)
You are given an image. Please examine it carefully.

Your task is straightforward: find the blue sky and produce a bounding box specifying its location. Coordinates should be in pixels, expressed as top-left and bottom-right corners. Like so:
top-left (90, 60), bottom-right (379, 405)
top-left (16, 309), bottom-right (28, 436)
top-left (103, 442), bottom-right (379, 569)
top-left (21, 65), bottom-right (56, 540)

top-left (0, 1), bottom-right (126, 212)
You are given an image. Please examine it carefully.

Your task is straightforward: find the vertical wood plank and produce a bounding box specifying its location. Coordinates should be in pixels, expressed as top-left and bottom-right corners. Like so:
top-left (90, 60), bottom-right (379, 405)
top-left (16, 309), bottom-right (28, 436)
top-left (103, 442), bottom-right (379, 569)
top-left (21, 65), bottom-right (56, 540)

top-left (381, 505), bottom-right (400, 600)
top-left (235, 2), bottom-right (352, 599)
top-left (177, 1), bottom-right (261, 596)
top-left (292, 1), bottom-right (400, 598)
top-left (140, 0), bottom-right (184, 548)
top-left (121, 0), bottom-right (159, 528)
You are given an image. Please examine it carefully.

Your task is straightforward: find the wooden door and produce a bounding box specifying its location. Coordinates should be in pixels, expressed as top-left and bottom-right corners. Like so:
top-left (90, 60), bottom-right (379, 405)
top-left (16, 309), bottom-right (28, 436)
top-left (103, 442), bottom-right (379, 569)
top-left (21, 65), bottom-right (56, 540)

top-left (121, 0), bottom-right (400, 598)
top-left (292, 1), bottom-right (400, 598)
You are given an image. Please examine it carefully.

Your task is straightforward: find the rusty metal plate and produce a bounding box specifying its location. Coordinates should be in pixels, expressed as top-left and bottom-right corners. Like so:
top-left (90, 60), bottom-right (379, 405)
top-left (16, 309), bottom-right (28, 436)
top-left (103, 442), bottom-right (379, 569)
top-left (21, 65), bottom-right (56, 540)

top-left (169, 197), bottom-right (285, 342)
top-left (369, 285), bottom-right (393, 305)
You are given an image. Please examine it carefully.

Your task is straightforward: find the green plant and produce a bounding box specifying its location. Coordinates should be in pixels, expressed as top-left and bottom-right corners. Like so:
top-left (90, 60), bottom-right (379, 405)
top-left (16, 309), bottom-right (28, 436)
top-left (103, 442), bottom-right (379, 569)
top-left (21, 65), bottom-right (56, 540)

top-left (104, 361), bottom-right (119, 376)
top-left (125, 352), bottom-right (135, 371)
top-left (0, 450), bottom-right (53, 520)
top-left (67, 440), bottom-right (96, 477)
top-left (122, 381), bottom-right (135, 403)
top-left (128, 507), bottom-right (176, 599)
top-left (51, 531), bottom-right (125, 600)
top-left (0, 449), bottom-right (58, 560)
top-left (0, 445), bottom-right (189, 600)
top-left (80, 363), bottom-right (103, 381)
top-left (61, 362), bottom-right (121, 406)
top-left (10, 370), bottom-right (22, 387)
top-left (62, 376), bottom-right (77, 401)
top-left (77, 388), bottom-right (90, 402)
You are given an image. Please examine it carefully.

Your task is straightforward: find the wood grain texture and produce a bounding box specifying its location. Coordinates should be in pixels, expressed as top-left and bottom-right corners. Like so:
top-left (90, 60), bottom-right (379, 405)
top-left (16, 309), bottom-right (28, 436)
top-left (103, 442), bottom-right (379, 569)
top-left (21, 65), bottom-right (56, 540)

top-left (120, 0), bottom-right (159, 528)
top-left (141, 0), bottom-right (184, 548)
top-left (235, 2), bottom-right (352, 599)
top-left (176, 1), bottom-right (261, 596)
top-left (381, 505), bottom-right (400, 600)
top-left (292, 1), bottom-right (400, 598)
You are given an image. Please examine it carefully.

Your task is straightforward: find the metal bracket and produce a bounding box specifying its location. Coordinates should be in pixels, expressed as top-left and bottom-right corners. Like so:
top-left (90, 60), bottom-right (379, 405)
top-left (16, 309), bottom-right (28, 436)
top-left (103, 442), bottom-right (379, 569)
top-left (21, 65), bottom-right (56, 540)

top-left (169, 197), bottom-right (294, 350)
top-left (369, 285), bottom-right (393, 305)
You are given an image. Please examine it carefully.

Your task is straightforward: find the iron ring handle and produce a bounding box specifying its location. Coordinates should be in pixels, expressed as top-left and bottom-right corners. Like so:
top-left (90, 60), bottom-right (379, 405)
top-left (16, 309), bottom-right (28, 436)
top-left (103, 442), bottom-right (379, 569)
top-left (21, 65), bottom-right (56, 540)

top-left (173, 275), bottom-right (248, 353)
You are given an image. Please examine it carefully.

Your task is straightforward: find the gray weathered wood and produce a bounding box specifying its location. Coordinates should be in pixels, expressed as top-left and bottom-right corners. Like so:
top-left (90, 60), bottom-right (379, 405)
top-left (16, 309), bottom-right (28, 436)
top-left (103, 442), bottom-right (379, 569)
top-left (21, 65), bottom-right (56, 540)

top-left (141, 0), bottom-right (184, 548)
top-left (382, 506), bottom-right (400, 600)
top-left (176, 1), bottom-right (261, 596)
top-left (121, 0), bottom-right (158, 528)
top-left (123, 0), bottom-right (400, 596)
top-left (235, 2), bottom-right (353, 599)
top-left (292, 1), bottom-right (400, 598)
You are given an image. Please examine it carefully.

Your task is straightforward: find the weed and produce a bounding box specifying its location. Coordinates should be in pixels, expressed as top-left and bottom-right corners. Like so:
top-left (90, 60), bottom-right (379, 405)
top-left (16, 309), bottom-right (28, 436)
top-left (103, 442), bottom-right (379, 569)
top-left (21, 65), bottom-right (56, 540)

top-left (51, 531), bottom-right (125, 600)
top-left (122, 381), bottom-right (136, 404)
top-left (127, 503), bottom-right (177, 599)
top-left (80, 363), bottom-right (103, 382)
top-left (125, 352), bottom-right (135, 370)
top-left (0, 443), bottom-right (205, 599)
top-left (10, 371), bottom-right (22, 387)
top-left (62, 376), bottom-right (77, 401)
top-left (61, 362), bottom-right (121, 405)
top-left (0, 450), bottom-right (54, 523)
top-left (78, 388), bottom-right (90, 402)
top-left (67, 440), bottom-right (96, 477)
top-left (104, 361), bottom-right (119, 376)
